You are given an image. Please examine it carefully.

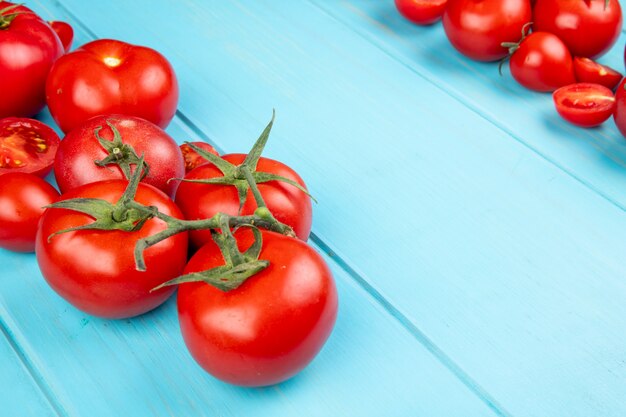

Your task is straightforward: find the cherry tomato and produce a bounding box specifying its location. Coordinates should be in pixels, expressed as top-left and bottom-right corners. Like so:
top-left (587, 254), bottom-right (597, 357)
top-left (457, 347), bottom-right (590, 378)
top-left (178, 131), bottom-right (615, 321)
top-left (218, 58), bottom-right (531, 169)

top-left (49, 21), bottom-right (73, 52)
top-left (178, 229), bottom-right (338, 386)
top-left (611, 78), bottom-right (626, 138)
top-left (175, 154), bottom-right (313, 247)
top-left (573, 57), bottom-right (622, 90)
top-left (46, 39), bottom-right (179, 133)
top-left (443, 0), bottom-right (532, 61)
top-left (533, 0), bottom-right (622, 59)
top-left (509, 32), bottom-right (576, 92)
top-left (0, 173), bottom-right (59, 252)
top-left (0, 117), bottom-right (60, 177)
top-left (553, 83), bottom-right (615, 127)
top-left (395, 0), bottom-right (448, 25)
top-left (180, 142), bottom-right (219, 173)
top-left (54, 115), bottom-right (184, 196)
top-left (0, 2), bottom-right (64, 118)
top-left (36, 180), bottom-right (188, 318)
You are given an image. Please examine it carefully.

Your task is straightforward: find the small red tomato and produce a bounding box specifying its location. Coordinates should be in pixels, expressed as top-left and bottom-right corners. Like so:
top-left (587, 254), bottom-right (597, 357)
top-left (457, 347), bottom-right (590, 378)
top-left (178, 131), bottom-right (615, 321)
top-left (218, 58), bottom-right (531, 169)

top-left (0, 117), bottom-right (60, 177)
top-left (573, 57), bottom-right (622, 90)
top-left (0, 2), bottom-right (64, 118)
top-left (46, 39), bottom-right (179, 133)
top-left (443, 0), bottom-right (532, 61)
top-left (54, 115), bottom-right (184, 196)
top-left (395, 0), bottom-right (448, 25)
top-left (36, 180), bottom-right (188, 318)
top-left (180, 142), bottom-right (219, 173)
top-left (0, 172), bottom-right (59, 252)
top-left (553, 83), bottom-right (615, 127)
top-left (533, 0), bottom-right (622, 59)
top-left (175, 154), bottom-right (313, 247)
top-left (611, 78), bottom-right (626, 138)
top-left (509, 32), bottom-right (576, 92)
top-left (49, 21), bottom-right (73, 52)
top-left (178, 229), bottom-right (338, 386)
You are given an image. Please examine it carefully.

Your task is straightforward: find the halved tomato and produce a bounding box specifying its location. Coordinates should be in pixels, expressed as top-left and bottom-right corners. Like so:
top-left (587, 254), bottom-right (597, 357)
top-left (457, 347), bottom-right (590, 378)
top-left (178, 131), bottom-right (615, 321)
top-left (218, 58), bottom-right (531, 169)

top-left (573, 57), bottom-right (622, 90)
top-left (0, 118), bottom-right (60, 177)
top-left (180, 142), bottom-right (220, 173)
top-left (553, 83), bottom-right (615, 128)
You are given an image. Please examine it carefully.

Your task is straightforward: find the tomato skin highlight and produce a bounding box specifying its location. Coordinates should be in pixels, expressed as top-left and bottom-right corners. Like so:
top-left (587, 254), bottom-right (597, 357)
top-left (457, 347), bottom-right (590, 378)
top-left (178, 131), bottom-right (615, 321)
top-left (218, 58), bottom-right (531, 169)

top-left (0, 117), bottom-right (60, 177)
top-left (175, 154), bottom-right (312, 246)
top-left (180, 142), bottom-right (219, 173)
top-left (573, 57), bottom-right (622, 90)
top-left (36, 180), bottom-right (188, 319)
top-left (553, 83), bottom-right (615, 128)
top-left (533, 0), bottom-right (622, 59)
top-left (443, 0), bottom-right (532, 61)
top-left (0, 2), bottom-right (64, 118)
top-left (395, 0), bottom-right (448, 25)
top-left (509, 32), bottom-right (576, 92)
top-left (0, 173), bottom-right (59, 252)
top-left (178, 229), bottom-right (338, 386)
top-left (46, 39), bottom-right (179, 133)
top-left (54, 115), bottom-right (184, 197)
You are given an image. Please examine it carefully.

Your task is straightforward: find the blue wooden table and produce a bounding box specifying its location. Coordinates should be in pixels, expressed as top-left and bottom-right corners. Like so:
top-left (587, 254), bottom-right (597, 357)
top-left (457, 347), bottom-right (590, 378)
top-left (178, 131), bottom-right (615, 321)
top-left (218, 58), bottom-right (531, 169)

top-left (4, 1), bottom-right (626, 416)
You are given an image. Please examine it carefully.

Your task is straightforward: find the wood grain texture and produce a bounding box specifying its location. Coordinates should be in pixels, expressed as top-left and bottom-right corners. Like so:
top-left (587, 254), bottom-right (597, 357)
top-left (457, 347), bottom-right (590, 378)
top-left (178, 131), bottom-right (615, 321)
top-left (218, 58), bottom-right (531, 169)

top-left (2, 0), bottom-right (626, 416)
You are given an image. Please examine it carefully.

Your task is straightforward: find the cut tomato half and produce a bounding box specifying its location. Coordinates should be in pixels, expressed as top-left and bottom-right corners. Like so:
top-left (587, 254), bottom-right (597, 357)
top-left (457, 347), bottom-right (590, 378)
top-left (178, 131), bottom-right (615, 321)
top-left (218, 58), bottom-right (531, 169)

top-left (180, 142), bottom-right (220, 173)
top-left (0, 118), bottom-right (60, 177)
top-left (573, 57), bottom-right (622, 90)
top-left (553, 83), bottom-right (615, 128)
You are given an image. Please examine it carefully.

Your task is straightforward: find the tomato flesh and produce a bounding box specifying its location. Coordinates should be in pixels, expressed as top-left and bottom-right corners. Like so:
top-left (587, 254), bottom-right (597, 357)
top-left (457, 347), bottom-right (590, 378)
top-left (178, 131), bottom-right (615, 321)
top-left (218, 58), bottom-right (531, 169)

top-left (395, 0), bottom-right (448, 25)
top-left (180, 142), bottom-right (219, 173)
top-left (553, 83), bottom-right (615, 128)
top-left (573, 57), bottom-right (622, 90)
top-left (0, 118), bottom-right (60, 177)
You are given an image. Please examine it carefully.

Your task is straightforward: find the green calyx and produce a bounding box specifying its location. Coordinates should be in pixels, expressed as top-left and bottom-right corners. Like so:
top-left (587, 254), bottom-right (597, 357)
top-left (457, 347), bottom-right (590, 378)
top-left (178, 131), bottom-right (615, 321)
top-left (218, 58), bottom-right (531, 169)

top-left (179, 110), bottom-right (315, 213)
top-left (46, 156), bottom-right (157, 240)
top-left (0, 3), bottom-right (26, 30)
top-left (499, 22), bottom-right (533, 76)
top-left (94, 120), bottom-right (150, 181)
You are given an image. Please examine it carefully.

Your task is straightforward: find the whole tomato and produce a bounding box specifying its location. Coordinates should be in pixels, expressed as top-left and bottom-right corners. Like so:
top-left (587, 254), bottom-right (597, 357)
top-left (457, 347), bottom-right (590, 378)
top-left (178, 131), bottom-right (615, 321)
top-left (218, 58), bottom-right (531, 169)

top-left (175, 154), bottom-right (313, 247)
top-left (49, 21), bottom-right (73, 53)
top-left (0, 2), bottom-right (64, 118)
top-left (178, 229), bottom-right (338, 386)
top-left (612, 78), bottom-right (626, 138)
top-left (395, 0), bottom-right (448, 25)
top-left (46, 39), bottom-right (179, 133)
top-left (36, 180), bottom-right (188, 318)
top-left (508, 32), bottom-right (576, 92)
top-left (54, 115), bottom-right (184, 197)
top-left (443, 0), bottom-right (532, 61)
top-left (533, 0), bottom-right (622, 59)
top-left (0, 117), bottom-right (60, 177)
top-left (0, 172), bottom-right (59, 252)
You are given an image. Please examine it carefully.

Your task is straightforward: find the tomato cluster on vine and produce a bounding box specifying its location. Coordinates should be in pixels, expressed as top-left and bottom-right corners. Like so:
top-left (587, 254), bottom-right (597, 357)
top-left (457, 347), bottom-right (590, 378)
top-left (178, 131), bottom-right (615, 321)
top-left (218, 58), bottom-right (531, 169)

top-left (395, 0), bottom-right (626, 130)
top-left (0, 1), bottom-right (337, 387)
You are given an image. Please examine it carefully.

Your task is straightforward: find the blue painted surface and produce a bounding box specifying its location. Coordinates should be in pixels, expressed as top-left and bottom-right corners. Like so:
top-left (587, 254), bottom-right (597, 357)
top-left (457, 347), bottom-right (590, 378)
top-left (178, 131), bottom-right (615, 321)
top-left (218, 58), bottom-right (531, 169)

top-left (2, 0), bottom-right (626, 416)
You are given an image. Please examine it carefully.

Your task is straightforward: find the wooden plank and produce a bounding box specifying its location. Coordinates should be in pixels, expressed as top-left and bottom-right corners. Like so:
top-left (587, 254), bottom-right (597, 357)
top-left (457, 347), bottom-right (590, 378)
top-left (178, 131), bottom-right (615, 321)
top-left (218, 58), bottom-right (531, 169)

top-left (1, 5), bottom-right (503, 416)
top-left (38, 1), bottom-right (626, 416)
top-left (0, 321), bottom-right (60, 417)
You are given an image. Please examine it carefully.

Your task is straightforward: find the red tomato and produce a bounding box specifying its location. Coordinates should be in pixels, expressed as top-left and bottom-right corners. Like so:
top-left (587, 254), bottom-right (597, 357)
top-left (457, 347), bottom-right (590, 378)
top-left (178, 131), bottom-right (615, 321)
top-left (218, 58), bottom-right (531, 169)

top-left (533, 0), bottom-right (622, 59)
top-left (0, 2), bottom-right (64, 118)
top-left (395, 0), bottom-right (448, 25)
top-left (46, 39), bottom-right (179, 133)
top-left (49, 21), bottom-right (73, 53)
top-left (0, 172), bottom-right (59, 252)
top-left (180, 142), bottom-right (219, 173)
top-left (443, 0), bottom-right (532, 61)
top-left (0, 117), bottom-right (60, 177)
top-left (54, 115), bottom-right (184, 196)
top-left (553, 83), bottom-right (615, 127)
top-left (509, 32), bottom-right (576, 92)
top-left (573, 57), bottom-right (622, 90)
top-left (36, 180), bottom-right (188, 318)
top-left (175, 154), bottom-right (312, 247)
top-left (178, 229), bottom-right (338, 386)
top-left (611, 78), bottom-right (626, 138)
